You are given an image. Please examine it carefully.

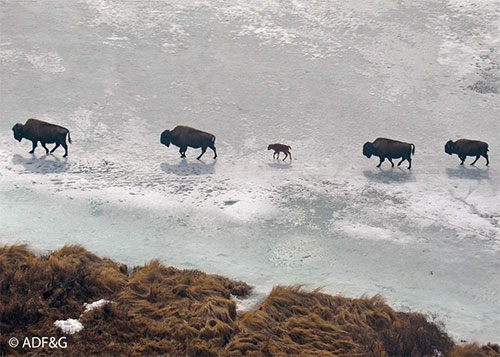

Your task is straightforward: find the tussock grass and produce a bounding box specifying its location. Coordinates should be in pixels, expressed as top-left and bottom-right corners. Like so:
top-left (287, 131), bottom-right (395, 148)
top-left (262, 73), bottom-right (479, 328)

top-left (1, 245), bottom-right (498, 356)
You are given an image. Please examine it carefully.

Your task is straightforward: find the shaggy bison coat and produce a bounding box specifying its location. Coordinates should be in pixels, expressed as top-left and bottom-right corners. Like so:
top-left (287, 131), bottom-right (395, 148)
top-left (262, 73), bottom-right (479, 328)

top-left (445, 139), bottom-right (489, 166)
top-left (267, 143), bottom-right (292, 161)
top-left (12, 118), bottom-right (72, 157)
top-left (363, 138), bottom-right (415, 169)
top-left (160, 125), bottom-right (217, 160)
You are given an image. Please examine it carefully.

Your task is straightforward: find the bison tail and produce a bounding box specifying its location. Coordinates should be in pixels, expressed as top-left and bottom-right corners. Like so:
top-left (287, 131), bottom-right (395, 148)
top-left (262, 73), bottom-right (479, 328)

top-left (288, 146), bottom-right (292, 150)
top-left (410, 144), bottom-right (415, 155)
top-left (212, 136), bottom-right (216, 143)
top-left (67, 131), bottom-right (72, 144)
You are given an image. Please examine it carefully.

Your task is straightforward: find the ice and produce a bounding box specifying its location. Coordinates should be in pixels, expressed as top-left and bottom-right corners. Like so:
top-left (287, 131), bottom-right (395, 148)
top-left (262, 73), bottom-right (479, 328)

top-left (1, 0), bottom-right (499, 344)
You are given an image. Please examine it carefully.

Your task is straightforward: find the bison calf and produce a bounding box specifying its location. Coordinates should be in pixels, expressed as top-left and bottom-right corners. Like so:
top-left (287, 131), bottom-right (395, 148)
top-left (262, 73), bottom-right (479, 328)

top-left (445, 139), bottom-right (489, 166)
top-left (363, 138), bottom-right (415, 169)
top-left (267, 143), bottom-right (292, 161)
top-left (12, 118), bottom-right (72, 157)
top-left (160, 125), bottom-right (217, 160)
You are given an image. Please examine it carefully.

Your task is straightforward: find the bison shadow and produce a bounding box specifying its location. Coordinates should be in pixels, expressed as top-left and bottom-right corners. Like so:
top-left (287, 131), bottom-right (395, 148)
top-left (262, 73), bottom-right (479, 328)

top-left (362, 168), bottom-right (415, 183)
top-left (267, 160), bottom-right (292, 170)
top-left (12, 154), bottom-right (68, 174)
top-left (445, 166), bottom-right (490, 180)
top-left (160, 159), bottom-right (216, 176)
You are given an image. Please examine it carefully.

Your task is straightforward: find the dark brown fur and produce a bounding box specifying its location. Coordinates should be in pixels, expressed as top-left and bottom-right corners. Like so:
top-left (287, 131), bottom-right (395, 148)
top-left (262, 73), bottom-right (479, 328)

top-left (161, 125), bottom-right (217, 159)
top-left (12, 118), bottom-right (72, 157)
top-left (445, 139), bottom-right (489, 166)
top-left (268, 143), bottom-right (292, 161)
top-left (363, 137), bottom-right (415, 169)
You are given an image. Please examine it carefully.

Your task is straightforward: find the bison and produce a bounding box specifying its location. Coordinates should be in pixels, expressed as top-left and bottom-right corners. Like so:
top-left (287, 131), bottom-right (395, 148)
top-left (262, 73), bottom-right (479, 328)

top-left (267, 143), bottom-right (292, 161)
top-left (363, 138), bottom-right (415, 169)
top-left (444, 139), bottom-right (489, 166)
top-left (12, 118), bottom-right (72, 157)
top-left (160, 125), bottom-right (217, 160)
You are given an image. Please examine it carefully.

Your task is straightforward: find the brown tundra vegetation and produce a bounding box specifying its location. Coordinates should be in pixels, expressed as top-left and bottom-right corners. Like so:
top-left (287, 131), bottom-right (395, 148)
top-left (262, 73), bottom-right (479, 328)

top-left (1, 244), bottom-right (499, 356)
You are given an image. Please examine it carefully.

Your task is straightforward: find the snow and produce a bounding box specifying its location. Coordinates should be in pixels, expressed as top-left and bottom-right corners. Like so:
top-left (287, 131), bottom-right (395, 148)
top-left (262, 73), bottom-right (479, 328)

top-left (52, 300), bottom-right (111, 334)
top-left (1, 0), bottom-right (499, 344)
top-left (54, 319), bottom-right (84, 335)
top-left (83, 299), bottom-right (112, 313)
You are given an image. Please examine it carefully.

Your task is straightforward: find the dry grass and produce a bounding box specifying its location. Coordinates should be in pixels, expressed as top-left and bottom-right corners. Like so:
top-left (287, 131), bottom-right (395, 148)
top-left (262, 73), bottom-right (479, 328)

top-left (1, 244), bottom-right (498, 356)
top-left (224, 286), bottom-right (455, 356)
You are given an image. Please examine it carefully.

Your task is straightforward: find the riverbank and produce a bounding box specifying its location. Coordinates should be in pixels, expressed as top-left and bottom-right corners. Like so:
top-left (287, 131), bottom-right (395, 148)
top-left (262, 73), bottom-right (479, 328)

top-left (1, 244), bottom-right (498, 356)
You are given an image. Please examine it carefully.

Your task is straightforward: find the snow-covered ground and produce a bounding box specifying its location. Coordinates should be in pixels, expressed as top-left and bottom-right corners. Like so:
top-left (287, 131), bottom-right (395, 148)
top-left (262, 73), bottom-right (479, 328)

top-left (1, 0), bottom-right (499, 343)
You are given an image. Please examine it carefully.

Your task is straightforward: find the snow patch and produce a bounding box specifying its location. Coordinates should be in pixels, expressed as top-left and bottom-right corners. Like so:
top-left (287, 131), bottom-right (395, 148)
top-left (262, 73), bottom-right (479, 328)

top-left (83, 299), bottom-right (112, 312)
top-left (54, 319), bottom-right (84, 334)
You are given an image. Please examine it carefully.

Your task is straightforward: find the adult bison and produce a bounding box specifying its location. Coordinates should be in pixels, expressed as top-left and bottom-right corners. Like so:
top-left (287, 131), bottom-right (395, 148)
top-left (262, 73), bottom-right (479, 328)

top-left (445, 139), bottom-right (489, 166)
top-left (160, 125), bottom-right (217, 160)
top-left (363, 138), bottom-right (415, 169)
top-left (12, 118), bottom-right (72, 157)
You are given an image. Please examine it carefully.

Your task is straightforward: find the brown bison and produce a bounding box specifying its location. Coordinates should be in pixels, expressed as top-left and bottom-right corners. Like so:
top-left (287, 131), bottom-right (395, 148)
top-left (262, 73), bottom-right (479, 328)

top-left (363, 138), bottom-right (415, 169)
top-left (445, 139), bottom-right (489, 166)
top-left (12, 118), bottom-right (72, 157)
top-left (267, 143), bottom-right (292, 161)
top-left (160, 125), bottom-right (217, 160)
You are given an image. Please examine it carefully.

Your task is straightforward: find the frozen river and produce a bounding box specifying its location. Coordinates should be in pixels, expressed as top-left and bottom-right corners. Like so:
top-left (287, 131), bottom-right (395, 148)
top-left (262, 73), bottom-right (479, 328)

top-left (1, 0), bottom-right (499, 343)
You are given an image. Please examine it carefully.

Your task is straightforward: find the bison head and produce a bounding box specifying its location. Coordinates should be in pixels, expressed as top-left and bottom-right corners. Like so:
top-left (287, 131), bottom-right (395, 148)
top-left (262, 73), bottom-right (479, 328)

top-left (267, 144), bottom-right (272, 150)
top-left (12, 123), bottom-right (24, 142)
top-left (444, 140), bottom-right (455, 155)
top-left (363, 142), bottom-right (374, 158)
top-left (160, 130), bottom-right (171, 147)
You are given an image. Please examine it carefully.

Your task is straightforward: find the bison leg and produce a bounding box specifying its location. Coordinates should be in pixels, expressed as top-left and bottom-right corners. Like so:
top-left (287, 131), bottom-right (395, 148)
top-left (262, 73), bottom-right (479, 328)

top-left (459, 156), bottom-right (466, 165)
top-left (209, 144), bottom-right (217, 159)
top-left (41, 142), bottom-right (49, 154)
top-left (179, 147), bottom-right (187, 158)
top-left (50, 143), bottom-right (60, 153)
top-left (407, 157), bottom-right (412, 169)
top-left (376, 157), bottom-right (385, 168)
top-left (397, 158), bottom-right (405, 166)
top-left (470, 155), bottom-right (480, 166)
top-left (387, 158), bottom-right (394, 167)
top-left (282, 152), bottom-right (288, 161)
top-left (288, 151), bottom-right (292, 160)
top-left (197, 147), bottom-right (207, 160)
top-left (61, 141), bottom-right (68, 157)
top-left (483, 153), bottom-right (489, 166)
top-left (29, 140), bottom-right (38, 154)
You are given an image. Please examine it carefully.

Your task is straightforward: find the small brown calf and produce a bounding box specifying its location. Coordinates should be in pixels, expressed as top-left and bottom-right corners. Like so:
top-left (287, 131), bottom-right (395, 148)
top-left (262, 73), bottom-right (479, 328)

top-left (267, 143), bottom-right (292, 161)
